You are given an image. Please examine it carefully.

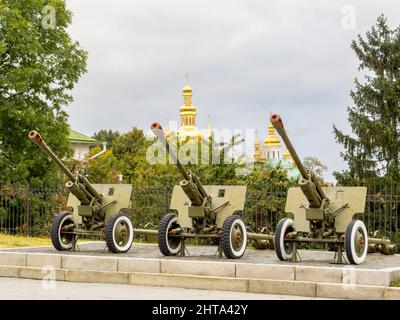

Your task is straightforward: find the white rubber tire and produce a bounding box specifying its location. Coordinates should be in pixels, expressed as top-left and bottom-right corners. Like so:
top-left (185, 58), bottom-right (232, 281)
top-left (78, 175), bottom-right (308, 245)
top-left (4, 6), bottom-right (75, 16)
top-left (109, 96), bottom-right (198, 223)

top-left (165, 216), bottom-right (182, 255)
top-left (158, 214), bottom-right (182, 256)
top-left (221, 215), bottom-right (248, 259)
top-left (51, 212), bottom-right (75, 251)
top-left (275, 218), bottom-right (295, 261)
top-left (106, 214), bottom-right (134, 253)
top-left (345, 219), bottom-right (368, 265)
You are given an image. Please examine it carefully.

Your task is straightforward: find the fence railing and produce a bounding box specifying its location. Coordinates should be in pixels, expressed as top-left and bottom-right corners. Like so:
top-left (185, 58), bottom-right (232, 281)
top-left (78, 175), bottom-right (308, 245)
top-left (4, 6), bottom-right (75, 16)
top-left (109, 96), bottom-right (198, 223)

top-left (0, 186), bottom-right (399, 251)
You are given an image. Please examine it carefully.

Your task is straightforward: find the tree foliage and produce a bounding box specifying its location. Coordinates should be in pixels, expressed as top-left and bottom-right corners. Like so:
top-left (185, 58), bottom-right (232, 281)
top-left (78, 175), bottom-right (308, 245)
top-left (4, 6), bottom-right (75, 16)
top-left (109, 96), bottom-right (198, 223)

top-left (334, 15), bottom-right (400, 185)
top-left (0, 0), bottom-right (87, 187)
top-left (85, 127), bottom-right (296, 190)
top-left (92, 129), bottom-right (120, 149)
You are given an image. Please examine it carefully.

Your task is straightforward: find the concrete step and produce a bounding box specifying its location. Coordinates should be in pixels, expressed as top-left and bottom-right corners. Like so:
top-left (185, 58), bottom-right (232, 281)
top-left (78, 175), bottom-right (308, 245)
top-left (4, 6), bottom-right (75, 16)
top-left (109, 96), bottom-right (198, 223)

top-left (0, 264), bottom-right (399, 299)
top-left (0, 251), bottom-right (399, 299)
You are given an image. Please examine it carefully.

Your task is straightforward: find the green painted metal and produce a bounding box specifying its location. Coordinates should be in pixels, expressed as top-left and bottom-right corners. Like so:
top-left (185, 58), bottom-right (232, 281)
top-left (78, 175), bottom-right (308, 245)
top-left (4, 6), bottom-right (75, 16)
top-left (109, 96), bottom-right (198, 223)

top-left (270, 114), bottom-right (396, 264)
top-left (28, 130), bottom-right (133, 252)
top-left (151, 122), bottom-right (247, 258)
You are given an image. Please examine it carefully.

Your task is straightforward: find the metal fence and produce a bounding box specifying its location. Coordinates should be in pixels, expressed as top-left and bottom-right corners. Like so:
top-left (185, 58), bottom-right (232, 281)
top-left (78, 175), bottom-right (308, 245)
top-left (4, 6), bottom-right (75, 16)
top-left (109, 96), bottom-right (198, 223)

top-left (0, 186), bottom-right (399, 251)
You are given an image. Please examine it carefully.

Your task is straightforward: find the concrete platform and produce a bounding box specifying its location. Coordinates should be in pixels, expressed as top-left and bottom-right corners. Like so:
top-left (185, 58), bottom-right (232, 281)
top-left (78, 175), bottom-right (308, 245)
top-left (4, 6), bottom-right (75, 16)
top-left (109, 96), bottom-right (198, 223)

top-left (3, 241), bottom-right (400, 269)
top-left (0, 242), bottom-right (399, 299)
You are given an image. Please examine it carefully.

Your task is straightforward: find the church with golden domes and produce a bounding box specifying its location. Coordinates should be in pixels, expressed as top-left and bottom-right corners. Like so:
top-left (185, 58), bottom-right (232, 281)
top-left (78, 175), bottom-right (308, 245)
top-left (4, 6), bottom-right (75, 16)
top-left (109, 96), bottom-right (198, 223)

top-left (167, 81), bottom-right (213, 141)
top-left (254, 122), bottom-right (300, 180)
top-left (175, 82), bottom-right (203, 140)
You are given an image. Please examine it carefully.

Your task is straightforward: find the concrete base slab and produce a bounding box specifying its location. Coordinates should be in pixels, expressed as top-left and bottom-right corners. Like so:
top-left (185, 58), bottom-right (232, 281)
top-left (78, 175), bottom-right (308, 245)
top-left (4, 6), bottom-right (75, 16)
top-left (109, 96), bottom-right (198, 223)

top-left (20, 267), bottom-right (65, 281)
top-left (160, 259), bottom-right (236, 278)
top-left (316, 282), bottom-right (385, 300)
top-left (0, 243), bottom-right (399, 300)
top-left (295, 266), bottom-right (342, 283)
top-left (249, 279), bottom-right (316, 297)
top-left (0, 265), bottom-right (20, 278)
top-left (384, 287), bottom-right (400, 300)
top-left (62, 255), bottom-right (118, 272)
top-left (129, 273), bottom-right (248, 292)
top-left (236, 263), bottom-right (295, 280)
top-left (0, 252), bottom-right (26, 266)
top-left (65, 270), bottom-right (128, 284)
top-left (27, 254), bottom-right (61, 269)
top-left (118, 258), bottom-right (160, 274)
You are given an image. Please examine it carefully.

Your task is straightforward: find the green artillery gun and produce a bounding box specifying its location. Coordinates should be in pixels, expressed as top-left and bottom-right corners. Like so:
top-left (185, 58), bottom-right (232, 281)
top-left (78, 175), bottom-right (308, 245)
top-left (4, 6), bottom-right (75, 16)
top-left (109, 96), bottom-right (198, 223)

top-left (29, 130), bottom-right (134, 253)
top-left (150, 122), bottom-right (248, 259)
top-left (269, 114), bottom-right (395, 264)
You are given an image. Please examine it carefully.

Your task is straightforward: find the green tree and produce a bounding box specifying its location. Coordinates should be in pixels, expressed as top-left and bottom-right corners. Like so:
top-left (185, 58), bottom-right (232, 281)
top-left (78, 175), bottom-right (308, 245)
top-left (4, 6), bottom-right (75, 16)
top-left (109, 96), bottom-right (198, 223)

top-left (0, 0), bottom-right (87, 187)
top-left (86, 148), bottom-right (123, 183)
top-left (92, 129), bottom-right (120, 149)
top-left (333, 15), bottom-right (400, 185)
top-left (112, 127), bottom-right (147, 183)
top-left (112, 127), bottom-right (146, 158)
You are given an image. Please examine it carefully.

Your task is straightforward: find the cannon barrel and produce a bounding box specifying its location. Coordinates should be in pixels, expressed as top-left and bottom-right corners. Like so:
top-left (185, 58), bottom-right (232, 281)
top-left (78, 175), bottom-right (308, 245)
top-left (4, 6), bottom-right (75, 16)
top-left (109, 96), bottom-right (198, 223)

top-left (150, 122), bottom-right (208, 206)
top-left (269, 114), bottom-right (326, 207)
top-left (29, 130), bottom-right (103, 204)
top-left (269, 114), bottom-right (308, 179)
top-left (150, 123), bottom-right (190, 181)
top-left (29, 130), bottom-right (75, 181)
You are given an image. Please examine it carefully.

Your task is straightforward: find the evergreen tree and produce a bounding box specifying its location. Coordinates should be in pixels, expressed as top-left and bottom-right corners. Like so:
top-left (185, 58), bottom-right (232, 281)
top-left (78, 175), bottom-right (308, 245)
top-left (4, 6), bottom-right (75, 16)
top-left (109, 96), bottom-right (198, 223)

top-left (333, 15), bottom-right (400, 185)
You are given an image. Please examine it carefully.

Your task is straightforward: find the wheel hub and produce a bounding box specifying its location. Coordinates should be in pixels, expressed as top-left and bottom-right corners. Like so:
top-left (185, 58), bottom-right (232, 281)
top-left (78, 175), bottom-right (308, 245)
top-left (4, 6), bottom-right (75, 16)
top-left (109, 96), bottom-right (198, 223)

top-left (231, 224), bottom-right (244, 251)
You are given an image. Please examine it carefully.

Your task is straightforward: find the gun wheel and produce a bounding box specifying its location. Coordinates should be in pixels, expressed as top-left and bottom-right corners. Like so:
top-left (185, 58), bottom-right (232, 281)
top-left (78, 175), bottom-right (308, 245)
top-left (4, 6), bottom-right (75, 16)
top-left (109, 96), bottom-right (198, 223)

top-left (158, 213), bottom-right (182, 256)
top-left (51, 212), bottom-right (76, 251)
top-left (345, 219), bottom-right (368, 265)
top-left (105, 213), bottom-right (134, 253)
top-left (221, 215), bottom-right (247, 259)
top-left (275, 218), bottom-right (295, 261)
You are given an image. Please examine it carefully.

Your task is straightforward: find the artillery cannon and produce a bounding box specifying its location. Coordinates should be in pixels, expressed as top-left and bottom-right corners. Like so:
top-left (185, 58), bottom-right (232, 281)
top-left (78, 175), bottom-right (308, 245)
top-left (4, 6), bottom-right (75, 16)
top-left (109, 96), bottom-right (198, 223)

top-left (29, 131), bottom-right (134, 253)
top-left (269, 114), bottom-right (395, 264)
top-left (151, 123), bottom-right (248, 259)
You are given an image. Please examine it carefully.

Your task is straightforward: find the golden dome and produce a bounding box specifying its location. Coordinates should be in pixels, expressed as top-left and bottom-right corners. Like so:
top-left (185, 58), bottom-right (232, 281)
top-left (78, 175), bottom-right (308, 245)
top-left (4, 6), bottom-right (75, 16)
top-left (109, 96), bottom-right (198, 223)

top-left (264, 124), bottom-right (281, 146)
top-left (183, 84), bottom-right (192, 93)
top-left (178, 81), bottom-right (202, 140)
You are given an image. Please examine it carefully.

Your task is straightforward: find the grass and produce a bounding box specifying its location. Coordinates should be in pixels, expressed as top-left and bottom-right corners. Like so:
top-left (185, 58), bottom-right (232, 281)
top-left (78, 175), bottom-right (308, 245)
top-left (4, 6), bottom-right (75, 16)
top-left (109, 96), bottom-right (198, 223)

top-left (391, 279), bottom-right (400, 287)
top-left (0, 233), bottom-right (51, 248)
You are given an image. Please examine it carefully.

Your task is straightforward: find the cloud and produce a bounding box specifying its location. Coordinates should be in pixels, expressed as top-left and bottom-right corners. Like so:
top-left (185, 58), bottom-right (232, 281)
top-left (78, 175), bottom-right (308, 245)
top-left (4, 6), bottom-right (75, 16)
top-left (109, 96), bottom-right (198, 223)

top-left (64, 0), bottom-right (400, 181)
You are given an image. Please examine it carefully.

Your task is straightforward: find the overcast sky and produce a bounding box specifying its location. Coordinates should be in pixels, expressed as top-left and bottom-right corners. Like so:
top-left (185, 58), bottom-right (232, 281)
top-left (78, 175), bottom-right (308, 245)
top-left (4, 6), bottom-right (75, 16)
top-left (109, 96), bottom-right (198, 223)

top-left (65, 0), bottom-right (400, 181)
